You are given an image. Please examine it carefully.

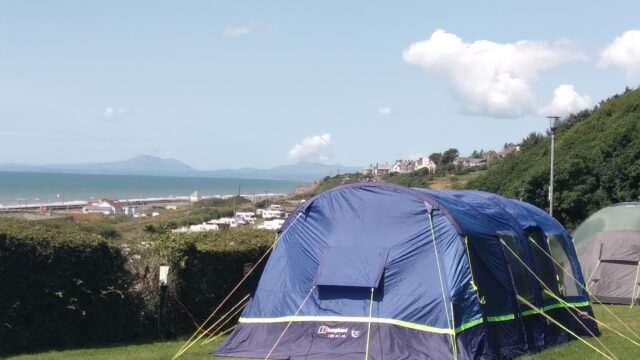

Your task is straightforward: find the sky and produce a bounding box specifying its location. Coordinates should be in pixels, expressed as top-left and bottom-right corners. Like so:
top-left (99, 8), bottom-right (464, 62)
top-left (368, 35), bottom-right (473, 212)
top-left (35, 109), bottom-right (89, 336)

top-left (1, 1), bottom-right (639, 170)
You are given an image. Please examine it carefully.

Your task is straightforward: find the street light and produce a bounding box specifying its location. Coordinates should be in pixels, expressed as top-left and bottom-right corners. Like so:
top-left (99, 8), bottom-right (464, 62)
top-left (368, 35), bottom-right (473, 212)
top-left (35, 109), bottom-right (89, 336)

top-left (547, 116), bottom-right (561, 217)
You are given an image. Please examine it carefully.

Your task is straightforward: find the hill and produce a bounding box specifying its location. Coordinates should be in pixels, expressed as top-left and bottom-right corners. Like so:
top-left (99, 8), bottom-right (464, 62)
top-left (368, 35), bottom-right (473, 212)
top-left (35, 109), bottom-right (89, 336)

top-left (468, 88), bottom-right (640, 229)
top-left (0, 156), bottom-right (359, 182)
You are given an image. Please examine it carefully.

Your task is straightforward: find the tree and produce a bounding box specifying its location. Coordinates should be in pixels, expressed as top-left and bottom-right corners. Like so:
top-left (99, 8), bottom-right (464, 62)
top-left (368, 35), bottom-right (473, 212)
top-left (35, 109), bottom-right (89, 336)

top-left (440, 148), bottom-right (459, 165)
top-left (428, 152), bottom-right (442, 164)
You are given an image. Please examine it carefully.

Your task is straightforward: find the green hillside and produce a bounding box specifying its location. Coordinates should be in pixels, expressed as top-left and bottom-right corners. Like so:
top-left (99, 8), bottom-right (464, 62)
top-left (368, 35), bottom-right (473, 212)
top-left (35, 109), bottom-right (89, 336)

top-left (468, 88), bottom-right (640, 230)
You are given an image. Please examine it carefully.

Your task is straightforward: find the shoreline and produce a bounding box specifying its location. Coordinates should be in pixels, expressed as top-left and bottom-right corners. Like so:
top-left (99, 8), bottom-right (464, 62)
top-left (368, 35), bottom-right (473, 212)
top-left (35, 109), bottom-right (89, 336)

top-left (0, 192), bottom-right (288, 211)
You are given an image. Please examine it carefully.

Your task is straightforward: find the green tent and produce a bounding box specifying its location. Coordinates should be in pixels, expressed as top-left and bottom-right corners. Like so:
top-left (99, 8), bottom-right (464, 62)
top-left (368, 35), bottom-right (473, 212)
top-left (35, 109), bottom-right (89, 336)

top-left (574, 202), bottom-right (640, 304)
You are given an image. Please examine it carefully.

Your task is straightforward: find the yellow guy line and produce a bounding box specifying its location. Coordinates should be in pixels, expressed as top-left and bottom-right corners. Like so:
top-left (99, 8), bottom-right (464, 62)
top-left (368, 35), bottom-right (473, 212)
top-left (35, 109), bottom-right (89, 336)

top-left (517, 295), bottom-right (615, 360)
top-left (527, 237), bottom-right (640, 341)
top-left (501, 240), bottom-right (617, 359)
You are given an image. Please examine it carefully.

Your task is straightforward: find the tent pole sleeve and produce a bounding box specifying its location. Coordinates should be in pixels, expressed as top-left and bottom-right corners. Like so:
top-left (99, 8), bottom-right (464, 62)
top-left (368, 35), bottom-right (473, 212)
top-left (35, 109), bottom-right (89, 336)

top-left (428, 212), bottom-right (456, 359)
top-left (631, 262), bottom-right (640, 309)
top-left (365, 287), bottom-right (374, 360)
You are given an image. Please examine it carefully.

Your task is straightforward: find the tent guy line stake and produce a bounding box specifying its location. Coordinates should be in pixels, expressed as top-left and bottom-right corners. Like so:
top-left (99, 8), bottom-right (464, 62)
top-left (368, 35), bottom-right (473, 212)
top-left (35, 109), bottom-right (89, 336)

top-left (264, 286), bottom-right (316, 360)
top-left (428, 212), bottom-right (456, 359)
top-left (526, 237), bottom-right (640, 341)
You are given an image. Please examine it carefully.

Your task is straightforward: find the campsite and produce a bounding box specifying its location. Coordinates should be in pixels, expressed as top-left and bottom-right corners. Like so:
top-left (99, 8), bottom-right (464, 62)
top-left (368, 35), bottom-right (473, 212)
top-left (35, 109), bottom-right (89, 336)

top-left (3, 2), bottom-right (640, 359)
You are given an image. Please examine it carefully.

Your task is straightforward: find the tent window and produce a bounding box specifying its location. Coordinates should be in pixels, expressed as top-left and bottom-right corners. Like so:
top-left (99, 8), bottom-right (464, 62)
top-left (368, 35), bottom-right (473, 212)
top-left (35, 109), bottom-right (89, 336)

top-left (527, 231), bottom-right (561, 300)
top-left (498, 232), bottom-right (534, 302)
top-left (547, 234), bottom-right (580, 297)
top-left (315, 247), bottom-right (389, 288)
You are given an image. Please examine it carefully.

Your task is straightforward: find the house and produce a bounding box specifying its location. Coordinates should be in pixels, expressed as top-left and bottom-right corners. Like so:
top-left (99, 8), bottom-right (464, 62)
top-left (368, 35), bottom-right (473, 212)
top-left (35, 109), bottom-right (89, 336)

top-left (83, 199), bottom-right (129, 215)
top-left (392, 160), bottom-right (416, 174)
top-left (453, 157), bottom-right (486, 168)
top-left (363, 163), bottom-right (393, 177)
top-left (483, 150), bottom-right (500, 161)
top-left (414, 156), bottom-right (437, 174)
top-left (190, 191), bottom-right (201, 202)
top-left (500, 144), bottom-right (521, 158)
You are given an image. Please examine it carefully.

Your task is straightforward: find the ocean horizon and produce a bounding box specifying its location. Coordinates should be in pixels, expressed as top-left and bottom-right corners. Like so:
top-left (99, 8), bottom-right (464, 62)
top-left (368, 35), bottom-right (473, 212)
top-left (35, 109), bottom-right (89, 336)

top-left (0, 171), bottom-right (306, 205)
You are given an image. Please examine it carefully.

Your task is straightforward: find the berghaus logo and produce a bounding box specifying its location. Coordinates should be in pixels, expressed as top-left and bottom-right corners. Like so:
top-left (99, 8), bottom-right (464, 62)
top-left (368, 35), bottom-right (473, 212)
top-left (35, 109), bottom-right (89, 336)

top-left (317, 325), bottom-right (349, 334)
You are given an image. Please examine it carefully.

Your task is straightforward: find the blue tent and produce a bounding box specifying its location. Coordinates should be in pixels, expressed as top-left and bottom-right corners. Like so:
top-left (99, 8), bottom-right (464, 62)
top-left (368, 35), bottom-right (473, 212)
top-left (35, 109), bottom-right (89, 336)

top-left (215, 183), bottom-right (597, 359)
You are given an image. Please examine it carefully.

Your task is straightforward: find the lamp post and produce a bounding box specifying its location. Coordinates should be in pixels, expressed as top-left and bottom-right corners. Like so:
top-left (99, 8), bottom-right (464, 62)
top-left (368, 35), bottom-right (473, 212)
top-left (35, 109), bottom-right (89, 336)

top-left (547, 116), bottom-right (561, 217)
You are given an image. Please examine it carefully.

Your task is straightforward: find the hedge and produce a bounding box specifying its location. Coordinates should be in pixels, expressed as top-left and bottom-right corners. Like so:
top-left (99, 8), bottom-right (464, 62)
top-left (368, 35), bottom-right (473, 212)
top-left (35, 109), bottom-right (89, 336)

top-left (0, 233), bottom-right (148, 354)
top-left (0, 221), bottom-right (275, 355)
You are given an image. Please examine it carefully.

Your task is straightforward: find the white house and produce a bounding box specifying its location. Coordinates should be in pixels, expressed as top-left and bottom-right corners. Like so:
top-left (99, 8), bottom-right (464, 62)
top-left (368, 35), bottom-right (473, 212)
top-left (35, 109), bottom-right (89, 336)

top-left (414, 156), bottom-right (437, 174)
top-left (392, 160), bottom-right (416, 174)
top-left (453, 157), bottom-right (486, 168)
top-left (363, 163), bottom-right (393, 177)
top-left (83, 199), bottom-right (131, 215)
top-left (190, 191), bottom-right (202, 202)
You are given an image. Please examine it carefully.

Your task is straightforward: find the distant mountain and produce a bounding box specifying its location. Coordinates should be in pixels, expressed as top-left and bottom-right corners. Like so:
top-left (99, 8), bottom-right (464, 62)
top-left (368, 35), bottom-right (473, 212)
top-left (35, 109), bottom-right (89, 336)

top-left (0, 156), bottom-right (360, 182)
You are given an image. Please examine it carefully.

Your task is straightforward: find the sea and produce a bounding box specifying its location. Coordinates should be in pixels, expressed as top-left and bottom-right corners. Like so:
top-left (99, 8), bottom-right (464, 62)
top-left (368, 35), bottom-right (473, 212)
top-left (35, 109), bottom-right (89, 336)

top-left (0, 171), bottom-right (306, 206)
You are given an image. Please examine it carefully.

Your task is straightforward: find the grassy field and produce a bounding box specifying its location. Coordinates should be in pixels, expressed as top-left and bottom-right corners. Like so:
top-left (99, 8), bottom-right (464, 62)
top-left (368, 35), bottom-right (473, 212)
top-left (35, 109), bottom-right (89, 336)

top-left (6, 304), bottom-right (640, 360)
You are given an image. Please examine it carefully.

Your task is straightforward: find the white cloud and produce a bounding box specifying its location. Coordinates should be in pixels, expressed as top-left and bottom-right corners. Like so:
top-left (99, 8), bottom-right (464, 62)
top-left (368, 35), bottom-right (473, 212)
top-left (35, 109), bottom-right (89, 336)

top-left (223, 25), bottom-right (254, 38)
top-left (103, 107), bottom-right (128, 119)
top-left (599, 30), bottom-right (640, 82)
top-left (288, 133), bottom-right (332, 161)
top-left (402, 29), bottom-right (586, 118)
top-left (539, 85), bottom-right (591, 117)
top-left (378, 107), bottom-right (392, 116)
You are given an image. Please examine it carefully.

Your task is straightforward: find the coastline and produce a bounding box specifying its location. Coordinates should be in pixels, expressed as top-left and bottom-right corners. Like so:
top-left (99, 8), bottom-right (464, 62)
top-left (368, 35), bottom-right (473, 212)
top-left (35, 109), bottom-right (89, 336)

top-left (0, 192), bottom-right (288, 211)
top-left (0, 171), bottom-right (306, 208)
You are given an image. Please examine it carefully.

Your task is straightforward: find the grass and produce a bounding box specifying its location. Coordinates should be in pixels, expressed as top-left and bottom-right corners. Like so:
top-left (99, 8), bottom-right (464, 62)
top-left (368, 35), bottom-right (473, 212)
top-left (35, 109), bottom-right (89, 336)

top-left (6, 304), bottom-right (640, 360)
top-left (3, 338), bottom-right (231, 360)
top-left (521, 304), bottom-right (640, 359)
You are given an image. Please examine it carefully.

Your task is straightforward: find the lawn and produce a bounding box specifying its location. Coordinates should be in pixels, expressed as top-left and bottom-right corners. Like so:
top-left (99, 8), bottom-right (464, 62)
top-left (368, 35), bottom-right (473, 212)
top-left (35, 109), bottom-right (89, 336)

top-left (6, 304), bottom-right (640, 360)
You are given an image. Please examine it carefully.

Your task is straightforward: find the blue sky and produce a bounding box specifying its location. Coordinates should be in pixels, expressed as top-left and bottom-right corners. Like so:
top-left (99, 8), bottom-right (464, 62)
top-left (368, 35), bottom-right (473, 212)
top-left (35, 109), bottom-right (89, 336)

top-left (1, 1), bottom-right (639, 169)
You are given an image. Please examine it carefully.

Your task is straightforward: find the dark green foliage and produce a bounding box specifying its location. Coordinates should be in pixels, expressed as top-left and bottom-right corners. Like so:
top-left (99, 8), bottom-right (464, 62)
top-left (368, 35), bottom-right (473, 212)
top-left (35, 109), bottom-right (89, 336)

top-left (153, 229), bottom-right (275, 336)
top-left (0, 227), bottom-right (147, 354)
top-left (0, 215), bottom-right (276, 355)
top-left (468, 88), bottom-right (640, 230)
top-left (440, 148), bottom-right (460, 165)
